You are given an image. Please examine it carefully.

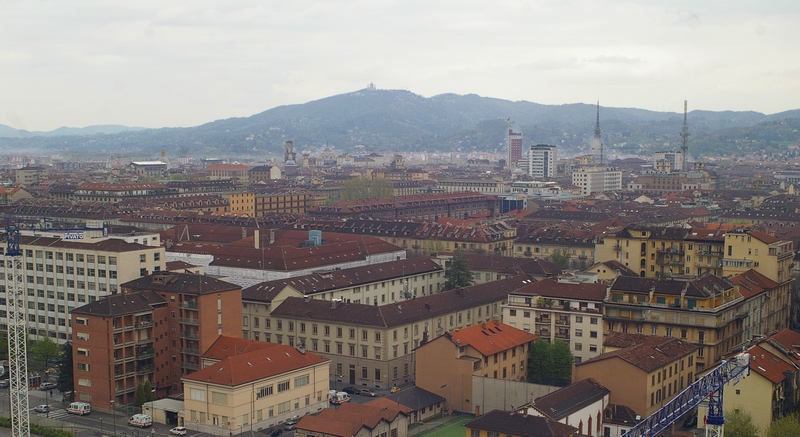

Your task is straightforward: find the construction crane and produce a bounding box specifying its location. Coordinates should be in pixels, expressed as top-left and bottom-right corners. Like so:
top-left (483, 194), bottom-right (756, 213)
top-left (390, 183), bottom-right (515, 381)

top-left (4, 220), bottom-right (30, 437)
top-left (622, 352), bottom-right (751, 437)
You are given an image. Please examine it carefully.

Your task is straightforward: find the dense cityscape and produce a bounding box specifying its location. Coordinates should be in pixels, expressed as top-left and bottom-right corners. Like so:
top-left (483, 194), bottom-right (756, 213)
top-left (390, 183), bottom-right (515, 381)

top-left (2, 97), bottom-right (800, 437)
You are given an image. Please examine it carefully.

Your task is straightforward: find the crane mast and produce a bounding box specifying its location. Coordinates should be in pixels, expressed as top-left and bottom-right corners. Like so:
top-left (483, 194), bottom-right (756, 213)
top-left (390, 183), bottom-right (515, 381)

top-left (622, 352), bottom-right (750, 437)
top-left (5, 221), bottom-right (29, 437)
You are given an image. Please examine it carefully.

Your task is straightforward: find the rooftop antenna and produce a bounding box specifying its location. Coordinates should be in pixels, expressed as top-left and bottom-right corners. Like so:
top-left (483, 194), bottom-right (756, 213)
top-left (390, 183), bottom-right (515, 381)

top-left (680, 100), bottom-right (689, 172)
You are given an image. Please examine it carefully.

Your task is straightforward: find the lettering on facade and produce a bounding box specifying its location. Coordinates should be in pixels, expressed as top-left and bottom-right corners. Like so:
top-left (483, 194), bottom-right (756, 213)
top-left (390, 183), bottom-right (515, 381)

top-left (63, 232), bottom-right (84, 240)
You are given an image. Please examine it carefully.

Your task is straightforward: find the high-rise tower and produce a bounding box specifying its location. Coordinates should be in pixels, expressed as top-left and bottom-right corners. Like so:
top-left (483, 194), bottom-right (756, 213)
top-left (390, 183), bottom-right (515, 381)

top-left (507, 125), bottom-right (523, 170)
top-left (680, 100), bottom-right (689, 172)
top-left (588, 102), bottom-right (604, 165)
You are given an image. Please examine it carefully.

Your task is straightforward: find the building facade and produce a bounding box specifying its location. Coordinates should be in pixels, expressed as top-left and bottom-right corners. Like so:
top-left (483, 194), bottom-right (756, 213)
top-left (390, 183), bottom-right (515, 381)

top-left (529, 145), bottom-right (557, 178)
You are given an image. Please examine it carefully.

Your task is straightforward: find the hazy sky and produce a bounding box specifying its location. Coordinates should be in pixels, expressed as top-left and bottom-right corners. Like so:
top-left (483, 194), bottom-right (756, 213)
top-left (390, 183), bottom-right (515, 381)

top-left (3, 0), bottom-right (799, 131)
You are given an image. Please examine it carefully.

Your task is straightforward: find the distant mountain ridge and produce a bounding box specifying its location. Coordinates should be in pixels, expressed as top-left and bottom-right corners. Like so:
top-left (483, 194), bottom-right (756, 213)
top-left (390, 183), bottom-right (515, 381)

top-left (2, 89), bottom-right (799, 158)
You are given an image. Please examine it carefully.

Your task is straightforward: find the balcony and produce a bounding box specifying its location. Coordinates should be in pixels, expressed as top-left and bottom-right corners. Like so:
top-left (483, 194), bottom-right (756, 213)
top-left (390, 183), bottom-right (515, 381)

top-left (555, 318), bottom-right (570, 326)
top-left (114, 372), bottom-right (129, 380)
top-left (180, 318), bottom-right (199, 326)
top-left (136, 350), bottom-right (155, 360)
top-left (114, 355), bottom-right (135, 364)
top-left (180, 331), bottom-right (199, 340)
top-left (181, 347), bottom-right (200, 356)
top-left (115, 386), bottom-right (137, 395)
top-left (695, 261), bottom-right (722, 269)
top-left (657, 247), bottom-right (684, 255)
top-left (136, 320), bottom-right (154, 329)
top-left (179, 301), bottom-right (198, 310)
top-left (113, 324), bottom-right (134, 333)
top-left (136, 337), bottom-right (154, 345)
top-left (136, 365), bottom-right (155, 375)
top-left (612, 244), bottom-right (622, 251)
top-left (180, 362), bottom-right (200, 371)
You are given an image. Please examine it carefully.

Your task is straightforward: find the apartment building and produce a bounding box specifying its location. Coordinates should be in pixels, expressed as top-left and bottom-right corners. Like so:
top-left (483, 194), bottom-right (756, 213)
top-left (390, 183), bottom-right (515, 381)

top-left (206, 164), bottom-right (250, 184)
top-left (240, 258), bottom-right (445, 328)
top-left (514, 226), bottom-right (596, 270)
top-left (69, 271), bottom-right (242, 409)
top-left (307, 192), bottom-right (499, 221)
top-left (70, 291), bottom-right (168, 410)
top-left (225, 191), bottom-right (255, 216)
top-left (605, 275), bottom-right (744, 373)
top-left (529, 144), bottom-right (557, 178)
top-left (572, 167), bottom-right (622, 196)
top-left (120, 272), bottom-right (243, 388)
top-left (0, 229), bottom-right (165, 343)
top-left (436, 178), bottom-right (507, 195)
top-left (182, 336), bottom-right (330, 434)
top-left (415, 320), bottom-right (538, 413)
top-left (574, 333), bottom-right (698, 418)
top-left (502, 277), bottom-right (606, 363)
top-left (722, 229), bottom-right (793, 333)
top-left (595, 225), bottom-right (727, 279)
top-left (254, 191), bottom-right (322, 216)
top-left (248, 275), bottom-right (533, 389)
top-left (15, 165), bottom-right (49, 185)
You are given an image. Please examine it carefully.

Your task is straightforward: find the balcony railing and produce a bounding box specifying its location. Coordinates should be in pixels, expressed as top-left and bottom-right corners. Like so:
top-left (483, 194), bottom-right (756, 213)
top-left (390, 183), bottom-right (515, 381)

top-left (135, 321), bottom-right (154, 329)
top-left (136, 350), bottom-right (155, 360)
top-left (180, 318), bottom-right (199, 326)
top-left (179, 301), bottom-right (198, 310)
top-left (181, 347), bottom-right (200, 356)
top-left (136, 365), bottom-right (155, 375)
top-left (136, 337), bottom-right (154, 345)
top-left (180, 362), bottom-right (200, 370)
top-left (115, 386), bottom-right (136, 395)
top-left (114, 355), bottom-right (135, 364)
top-left (612, 244), bottom-right (622, 251)
top-left (112, 324), bottom-right (134, 333)
top-left (180, 331), bottom-right (199, 340)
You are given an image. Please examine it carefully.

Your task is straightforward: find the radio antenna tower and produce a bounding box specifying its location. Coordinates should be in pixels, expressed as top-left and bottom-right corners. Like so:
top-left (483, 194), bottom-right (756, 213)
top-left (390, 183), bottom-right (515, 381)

top-left (680, 100), bottom-right (689, 172)
top-left (5, 220), bottom-right (30, 437)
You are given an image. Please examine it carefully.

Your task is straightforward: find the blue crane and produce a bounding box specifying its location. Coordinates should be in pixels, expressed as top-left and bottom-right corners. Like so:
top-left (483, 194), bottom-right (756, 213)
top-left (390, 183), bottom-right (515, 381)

top-left (621, 352), bottom-right (751, 437)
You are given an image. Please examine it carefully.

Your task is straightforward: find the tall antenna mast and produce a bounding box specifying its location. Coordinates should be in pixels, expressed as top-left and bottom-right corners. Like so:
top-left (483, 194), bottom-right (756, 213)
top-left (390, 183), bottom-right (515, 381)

top-left (595, 101), bottom-right (603, 166)
top-left (680, 100), bottom-right (689, 172)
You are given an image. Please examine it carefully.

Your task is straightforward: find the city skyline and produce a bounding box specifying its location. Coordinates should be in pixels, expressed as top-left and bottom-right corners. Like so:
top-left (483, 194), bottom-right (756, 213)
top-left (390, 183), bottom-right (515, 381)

top-left (3, 1), bottom-right (800, 132)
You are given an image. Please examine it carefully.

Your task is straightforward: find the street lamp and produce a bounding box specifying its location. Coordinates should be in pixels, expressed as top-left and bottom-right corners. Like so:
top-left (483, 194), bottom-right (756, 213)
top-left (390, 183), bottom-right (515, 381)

top-left (110, 400), bottom-right (117, 437)
top-left (100, 417), bottom-right (104, 433)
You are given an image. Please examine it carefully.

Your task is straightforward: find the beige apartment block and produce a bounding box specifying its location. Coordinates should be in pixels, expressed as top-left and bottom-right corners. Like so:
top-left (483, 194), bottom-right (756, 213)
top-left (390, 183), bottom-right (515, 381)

top-left (246, 275), bottom-right (533, 389)
top-left (182, 337), bottom-right (330, 434)
top-left (1, 229), bottom-right (165, 343)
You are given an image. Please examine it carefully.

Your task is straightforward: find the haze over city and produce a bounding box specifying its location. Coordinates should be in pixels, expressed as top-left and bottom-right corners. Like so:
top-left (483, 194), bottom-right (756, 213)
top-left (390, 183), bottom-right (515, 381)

top-left (3, 0), bottom-right (800, 132)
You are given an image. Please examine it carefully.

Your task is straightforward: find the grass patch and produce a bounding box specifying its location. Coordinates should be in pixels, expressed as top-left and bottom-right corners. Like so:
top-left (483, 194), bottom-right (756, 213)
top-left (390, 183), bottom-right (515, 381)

top-left (414, 416), bottom-right (472, 437)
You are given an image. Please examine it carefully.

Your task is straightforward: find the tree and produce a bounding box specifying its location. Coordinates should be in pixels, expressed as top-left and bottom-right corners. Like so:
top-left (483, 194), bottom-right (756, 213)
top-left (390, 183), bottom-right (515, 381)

top-left (527, 339), bottom-right (573, 386)
top-left (136, 381), bottom-right (155, 409)
top-left (445, 251), bottom-right (474, 290)
top-left (341, 176), bottom-right (393, 201)
top-left (30, 337), bottom-right (60, 369)
top-left (548, 248), bottom-right (571, 269)
top-left (545, 340), bottom-right (574, 384)
top-left (766, 414), bottom-right (800, 437)
top-left (56, 342), bottom-right (74, 393)
top-left (725, 410), bottom-right (759, 437)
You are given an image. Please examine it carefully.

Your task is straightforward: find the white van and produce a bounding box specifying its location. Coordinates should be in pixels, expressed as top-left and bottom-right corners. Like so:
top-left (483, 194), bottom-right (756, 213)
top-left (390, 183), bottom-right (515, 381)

top-left (66, 402), bottom-right (91, 416)
top-left (128, 414), bottom-right (153, 428)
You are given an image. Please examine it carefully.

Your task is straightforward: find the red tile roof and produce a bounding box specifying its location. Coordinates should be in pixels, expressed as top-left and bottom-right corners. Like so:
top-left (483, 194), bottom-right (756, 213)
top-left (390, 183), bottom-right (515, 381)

top-left (729, 269), bottom-right (779, 299)
top-left (512, 277), bottom-right (607, 301)
top-left (448, 320), bottom-right (538, 357)
top-left (297, 402), bottom-right (407, 437)
top-left (585, 334), bottom-right (697, 372)
top-left (202, 336), bottom-right (275, 360)
top-left (748, 345), bottom-right (795, 384)
top-left (748, 230), bottom-right (780, 244)
top-left (183, 342), bottom-right (328, 386)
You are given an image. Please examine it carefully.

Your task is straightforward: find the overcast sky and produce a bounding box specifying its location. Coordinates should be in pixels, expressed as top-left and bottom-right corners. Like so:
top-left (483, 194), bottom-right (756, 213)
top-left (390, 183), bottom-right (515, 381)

top-left (3, 0), bottom-right (799, 131)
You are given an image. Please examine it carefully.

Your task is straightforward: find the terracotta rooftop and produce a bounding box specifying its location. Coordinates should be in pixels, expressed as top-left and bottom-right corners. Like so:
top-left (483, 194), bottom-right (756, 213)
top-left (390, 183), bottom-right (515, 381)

top-left (610, 275), bottom-right (735, 299)
top-left (183, 341), bottom-right (328, 387)
top-left (584, 333), bottom-right (698, 372)
top-left (20, 235), bottom-right (154, 253)
top-left (297, 402), bottom-right (407, 437)
top-left (748, 345), bottom-right (795, 384)
top-left (72, 290), bottom-right (165, 317)
top-left (202, 335), bottom-right (275, 360)
top-left (728, 269), bottom-right (779, 299)
top-left (447, 320), bottom-right (538, 357)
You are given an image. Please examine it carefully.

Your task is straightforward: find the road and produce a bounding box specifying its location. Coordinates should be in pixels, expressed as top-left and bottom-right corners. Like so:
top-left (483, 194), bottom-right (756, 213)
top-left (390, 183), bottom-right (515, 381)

top-left (0, 387), bottom-right (298, 437)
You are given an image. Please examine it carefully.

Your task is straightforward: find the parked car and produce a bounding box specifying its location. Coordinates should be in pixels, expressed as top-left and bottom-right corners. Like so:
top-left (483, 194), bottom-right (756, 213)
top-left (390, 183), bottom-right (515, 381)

top-left (40, 382), bottom-right (57, 391)
top-left (169, 427), bottom-right (187, 436)
top-left (0, 380), bottom-right (9, 388)
top-left (284, 421), bottom-right (297, 431)
top-left (268, 429), bottom-right (282, 437)
top-left (33, 405), bottom-right (49, 413)
top-left (359, 388), bottom-right (377, 397)
top-left (390, 386), bottom-right (401, 394)
top-left (683, 415), bottom-right (698, 428)
top-left (341, 386), bottom-right (359, 395)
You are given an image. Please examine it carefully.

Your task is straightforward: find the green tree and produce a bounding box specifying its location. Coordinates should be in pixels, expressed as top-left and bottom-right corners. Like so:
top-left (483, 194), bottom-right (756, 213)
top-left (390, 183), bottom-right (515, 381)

top-left (544, 340), bottom-right (574, 384)
top-left (56, 342), bottom-right (74, 393)
top-left (136, 381), bottom-right (155, 408)
top-left (725, 410), bottom-right (758, 437)
top-left (766, 414), bottom-right (800, 437)
top-left (341, 177), bottom-right (393, 201)
top-left (30, 337), bottom-right (60, 368)
top-left (527, 340), bottom-right (550, 384)
top-left (548, 248), bottom-right (571, 269)
top-left (527, 339), bottom-right (573, 386)
top-left (445, 251), bottom-right (474, 290)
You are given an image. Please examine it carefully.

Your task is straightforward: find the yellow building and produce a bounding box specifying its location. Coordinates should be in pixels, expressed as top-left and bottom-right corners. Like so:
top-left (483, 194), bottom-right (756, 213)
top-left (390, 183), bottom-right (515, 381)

top-left (722, 229), bottom-right (792, 333)
top-left (182, 337), bottom-right (330, 434)
top-left (415, 320), bottom-right (538, 413)
top-left (225, 191), bottom-right (255, 216)
top-left (605, 275), bottom-right (744, 373)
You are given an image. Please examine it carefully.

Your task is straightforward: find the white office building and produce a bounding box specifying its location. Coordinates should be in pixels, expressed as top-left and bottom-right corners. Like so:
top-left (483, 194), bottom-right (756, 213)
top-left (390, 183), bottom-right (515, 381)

top-left (528, 144), bottom-right (557, 178)
top-left (572, 167), bottom-right (623, 196)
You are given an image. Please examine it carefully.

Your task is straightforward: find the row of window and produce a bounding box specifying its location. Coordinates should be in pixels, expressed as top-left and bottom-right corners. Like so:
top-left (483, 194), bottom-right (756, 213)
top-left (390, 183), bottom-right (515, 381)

top-left (22, 251), bottom-right (119, 264)
top-left (22, 263), bottom-right (119, 278)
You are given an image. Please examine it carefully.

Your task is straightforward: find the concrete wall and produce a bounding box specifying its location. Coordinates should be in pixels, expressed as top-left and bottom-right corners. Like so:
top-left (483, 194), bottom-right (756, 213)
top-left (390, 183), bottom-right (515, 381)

top-left (471, 377), bottom-right (562, 416)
